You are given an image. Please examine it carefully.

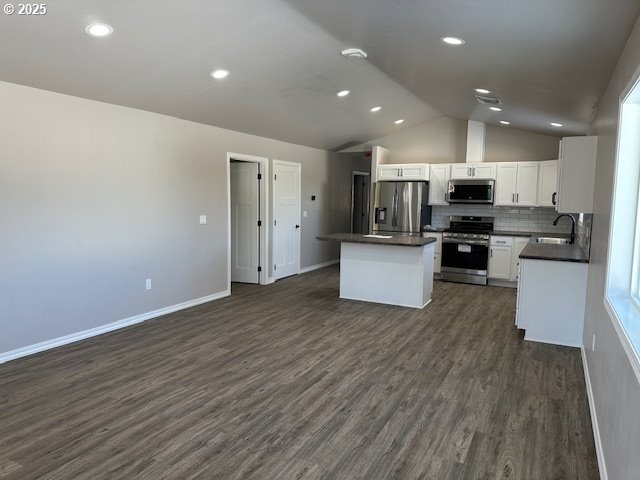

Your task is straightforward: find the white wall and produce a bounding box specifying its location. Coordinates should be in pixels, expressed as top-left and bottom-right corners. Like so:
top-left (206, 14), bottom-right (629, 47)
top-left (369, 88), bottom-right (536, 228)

top-left (582, 17), bottom-right (640, 480)
top-left (484, 124), bottom-right (560, 162)
top-left (0, 81), bottom-right (356, 356)
top-left (342, 116), bottom-right (560, 164)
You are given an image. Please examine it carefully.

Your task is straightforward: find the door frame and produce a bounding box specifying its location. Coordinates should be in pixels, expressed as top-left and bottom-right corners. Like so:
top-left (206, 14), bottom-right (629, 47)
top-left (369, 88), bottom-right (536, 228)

top-left (227, 152), bottom-right (270, 290)
top-left (351, 170), bottom-right (371, 233)
top-left (272, 159), bottom-right (302, 280)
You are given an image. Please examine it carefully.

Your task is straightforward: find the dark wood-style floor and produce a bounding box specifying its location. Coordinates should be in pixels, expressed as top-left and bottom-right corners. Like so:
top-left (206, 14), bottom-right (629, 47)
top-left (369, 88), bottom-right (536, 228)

top-left (0, 266), bottom-right (599, 479)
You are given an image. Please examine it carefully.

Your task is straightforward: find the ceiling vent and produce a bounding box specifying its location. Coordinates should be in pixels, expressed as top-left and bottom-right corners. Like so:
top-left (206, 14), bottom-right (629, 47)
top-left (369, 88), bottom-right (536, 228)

top-left (341, 48), bottom-right (368, 59)
top-left (475, 95), bottom-right (502, 106)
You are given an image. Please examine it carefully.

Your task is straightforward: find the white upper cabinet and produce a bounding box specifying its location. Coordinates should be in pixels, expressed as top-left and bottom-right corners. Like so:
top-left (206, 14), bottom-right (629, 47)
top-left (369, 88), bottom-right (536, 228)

top-left (450, 163), bottom-right (496, 180)
top-left (515, 162), bottom-right (539, 206)
top-left (557, 136), bottom-right (598, 214)
top-left (494, 162), bottom-right (539, 206)
top-left (537, 160), bottom-right (559, 208)
top-left (428, 164), bottom-right (451, 205)
top-left (494, 164), bottom-right (518, 205)
top-left (377, 164), bottom-right (429, 181)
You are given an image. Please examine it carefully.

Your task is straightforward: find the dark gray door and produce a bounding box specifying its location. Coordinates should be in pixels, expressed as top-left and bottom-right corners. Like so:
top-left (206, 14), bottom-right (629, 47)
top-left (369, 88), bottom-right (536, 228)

top-left (352, 174), bottom-right (370, 234)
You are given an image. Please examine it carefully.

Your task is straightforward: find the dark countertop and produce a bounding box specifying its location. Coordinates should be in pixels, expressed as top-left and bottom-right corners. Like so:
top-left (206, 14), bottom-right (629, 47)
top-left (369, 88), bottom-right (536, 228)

top-left (317, 233), bottom-right (436, 247)
top-left (422, 228), bottom-right (567, 238)
top-left (519, 237), bottom-right (589, 263)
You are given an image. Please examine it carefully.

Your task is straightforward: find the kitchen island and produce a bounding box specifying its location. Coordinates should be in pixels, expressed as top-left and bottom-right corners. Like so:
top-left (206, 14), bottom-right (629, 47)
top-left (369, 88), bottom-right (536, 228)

top-left (317, 233), bottom-right (436, 309)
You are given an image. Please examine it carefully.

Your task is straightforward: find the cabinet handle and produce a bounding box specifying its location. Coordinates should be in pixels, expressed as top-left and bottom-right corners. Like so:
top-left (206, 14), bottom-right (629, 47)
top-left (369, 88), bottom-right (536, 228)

top-left (473, 167), bottom-right (476, 176)
top-left (516, 193), bottom-right (519, 202)
top-left (490, 249), bottom-right (493, 258)
top-left (512, 193), bottom-right (515, 202)
top-left (552, 192), bottom-right (557, 205)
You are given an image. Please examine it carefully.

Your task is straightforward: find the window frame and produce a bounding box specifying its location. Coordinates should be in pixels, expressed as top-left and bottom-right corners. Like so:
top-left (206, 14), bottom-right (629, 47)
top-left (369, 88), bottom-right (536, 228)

top-left (604, 65), bottom-right (640, 383)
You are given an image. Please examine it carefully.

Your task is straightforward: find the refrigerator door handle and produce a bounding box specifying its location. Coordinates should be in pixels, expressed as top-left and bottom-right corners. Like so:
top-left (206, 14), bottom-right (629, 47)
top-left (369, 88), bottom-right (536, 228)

top-left (391, 188), bottom-right (398, 227)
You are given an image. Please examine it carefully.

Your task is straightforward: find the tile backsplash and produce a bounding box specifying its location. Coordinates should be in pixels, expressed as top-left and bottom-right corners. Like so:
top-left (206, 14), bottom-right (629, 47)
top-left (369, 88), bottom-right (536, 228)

top-left (431, 205), bottom-right (574, 234)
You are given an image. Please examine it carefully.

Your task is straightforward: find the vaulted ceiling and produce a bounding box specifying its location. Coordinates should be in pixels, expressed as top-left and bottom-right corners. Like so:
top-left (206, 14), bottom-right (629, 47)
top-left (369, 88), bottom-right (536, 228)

top-left (0, 0), bottom-right (638, 150)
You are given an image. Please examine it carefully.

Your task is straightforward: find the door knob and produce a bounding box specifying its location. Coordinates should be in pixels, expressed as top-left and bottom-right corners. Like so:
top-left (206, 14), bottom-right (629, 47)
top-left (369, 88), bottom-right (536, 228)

top-left (295, 225), bottom-right (300, 229)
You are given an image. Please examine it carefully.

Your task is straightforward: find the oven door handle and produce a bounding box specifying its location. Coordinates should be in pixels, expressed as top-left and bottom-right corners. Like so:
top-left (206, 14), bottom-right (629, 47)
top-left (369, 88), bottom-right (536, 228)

top-left (443, 238), bottom-right (488, 246)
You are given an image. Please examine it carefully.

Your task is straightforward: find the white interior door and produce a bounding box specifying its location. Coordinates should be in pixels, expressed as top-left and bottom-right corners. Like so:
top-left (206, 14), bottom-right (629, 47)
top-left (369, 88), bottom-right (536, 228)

top-left (230, 162), bottom-right (260, 284)
top-left (273, 161), bottom-right (301, 280)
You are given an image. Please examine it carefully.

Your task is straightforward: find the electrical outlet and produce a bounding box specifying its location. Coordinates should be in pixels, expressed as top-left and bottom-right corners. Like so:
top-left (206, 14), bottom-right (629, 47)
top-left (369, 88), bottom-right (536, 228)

top-left (146, 278), bottom-right (152, 291)
top-left (592, 334), bottom-right (596, 351)
top-left (199, 215), bottom-right (207, 225)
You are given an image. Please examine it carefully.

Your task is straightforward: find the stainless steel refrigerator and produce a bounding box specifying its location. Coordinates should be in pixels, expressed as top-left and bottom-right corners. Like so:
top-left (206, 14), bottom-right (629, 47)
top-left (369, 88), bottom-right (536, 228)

top-left (373, 181), bottom-right (432, 236)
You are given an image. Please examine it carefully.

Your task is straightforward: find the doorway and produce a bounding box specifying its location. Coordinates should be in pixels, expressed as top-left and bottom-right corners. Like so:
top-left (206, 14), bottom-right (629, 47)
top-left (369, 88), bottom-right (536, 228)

top-left (351, 171), bottom-right (371, 234)
top-left (227, 153), bottom-right (269, 289)
top-left (273, 160), bottom-right (301, 280)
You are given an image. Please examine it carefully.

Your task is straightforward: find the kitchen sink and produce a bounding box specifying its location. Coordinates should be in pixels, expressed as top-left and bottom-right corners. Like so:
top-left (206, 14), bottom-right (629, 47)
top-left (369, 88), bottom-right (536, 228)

top-left (535, 237), bottom-right (570, 245)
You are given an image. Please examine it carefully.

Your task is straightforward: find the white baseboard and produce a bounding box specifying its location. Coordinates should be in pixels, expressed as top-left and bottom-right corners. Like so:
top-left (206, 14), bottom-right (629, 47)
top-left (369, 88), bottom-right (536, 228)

top-left (300, 259), bottom-right (339, 274)
top-left (581, 347), bottom-right (608, 480)
top-left (0, 289), bottom-right (230, 365)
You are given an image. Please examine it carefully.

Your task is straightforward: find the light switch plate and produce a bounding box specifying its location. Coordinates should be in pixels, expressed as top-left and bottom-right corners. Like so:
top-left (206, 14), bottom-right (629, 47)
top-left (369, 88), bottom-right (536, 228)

top-left (199, 215), bottom-right (207, 224)
top-left (303, 210), bottom-right (308, 218)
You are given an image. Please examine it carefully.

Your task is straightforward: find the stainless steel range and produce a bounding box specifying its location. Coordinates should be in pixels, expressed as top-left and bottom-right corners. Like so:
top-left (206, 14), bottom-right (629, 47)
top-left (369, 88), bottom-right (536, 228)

top-left (441, 216), bottom-right (494, 286)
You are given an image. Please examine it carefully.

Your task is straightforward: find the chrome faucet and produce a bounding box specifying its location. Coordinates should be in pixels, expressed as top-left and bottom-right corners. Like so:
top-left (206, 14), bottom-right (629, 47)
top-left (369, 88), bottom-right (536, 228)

top-left (553, 214), bottom-right (576, 244)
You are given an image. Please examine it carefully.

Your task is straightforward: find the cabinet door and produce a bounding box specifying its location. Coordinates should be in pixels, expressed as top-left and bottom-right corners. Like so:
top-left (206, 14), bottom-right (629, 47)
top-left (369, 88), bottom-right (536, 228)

top-left (400, 164), bottom-right (429, 180)
top-left (537, 160), bottom-right (559, 208)
top-left (471, 163), bottom-right (496, 179)
top-left (450, 164), bottom-right (473, 179)
top-left (515, 162), bottom-right (539, 206)
top-left (494, 163), bottom-right (517, 206)
top-left (558, 136), bottom-right (598, 213)
top-left (377, 165), bottom-right (401, 181)
top-left (434, 252), bottom-right (441, 274)
top-left (488, 246), bottom-right (513, 280)
top-left (428, 165), bottom-right (450, 205)
top-left (511, 237), bottom-right (530, 281)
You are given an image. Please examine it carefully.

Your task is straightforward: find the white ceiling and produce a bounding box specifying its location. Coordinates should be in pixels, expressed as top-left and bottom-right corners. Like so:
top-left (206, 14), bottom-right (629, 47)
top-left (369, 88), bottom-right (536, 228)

top-left (0, 0), bottom-right (638, 150)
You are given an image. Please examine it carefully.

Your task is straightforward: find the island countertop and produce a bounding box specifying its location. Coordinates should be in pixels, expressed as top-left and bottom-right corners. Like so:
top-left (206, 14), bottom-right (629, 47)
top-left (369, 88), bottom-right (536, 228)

top-left (317, 233), bottom-right (436, 247)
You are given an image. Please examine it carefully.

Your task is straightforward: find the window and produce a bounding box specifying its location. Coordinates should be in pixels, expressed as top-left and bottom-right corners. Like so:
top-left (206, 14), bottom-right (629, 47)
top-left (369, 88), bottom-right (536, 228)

top-left (606, 72), bottom-right (640, 377)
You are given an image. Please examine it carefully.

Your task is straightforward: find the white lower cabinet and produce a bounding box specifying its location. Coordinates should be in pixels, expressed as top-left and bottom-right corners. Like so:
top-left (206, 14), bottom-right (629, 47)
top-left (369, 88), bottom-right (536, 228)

top-left (511, 237), bottom-right (530, 281)
top-left (488, 236), bottom-right (513, 280)
top-left (422, 232), bottom-right (442, 274)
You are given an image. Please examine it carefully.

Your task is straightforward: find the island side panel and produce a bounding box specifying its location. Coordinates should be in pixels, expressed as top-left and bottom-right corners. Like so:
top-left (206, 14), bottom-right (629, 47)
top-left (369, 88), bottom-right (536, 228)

top-left (339, 242), bottom-right (433, 309)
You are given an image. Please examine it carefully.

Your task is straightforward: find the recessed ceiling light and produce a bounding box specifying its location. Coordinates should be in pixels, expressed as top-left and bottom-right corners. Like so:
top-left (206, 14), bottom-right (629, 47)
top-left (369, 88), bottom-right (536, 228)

top-left (441, 36), bottom-right (465, 46)
top-left (475, 88), bottom-right (491, 94)
top-left (211, 69), bottom-right (230, 79)
top-left (370, 106), bottom-right (382, 112)
top-left (395, 119), bottom-right (405, 125)
top-left (550, 122), bottom-right (563, 127)
top-left (489, 106), bottom-right (502, 112)
top-left (337, 90), bottom-right (351, 97)
top-left (500, 120), bottom-right (511, 125)
top-left (85, 23), bottom-right (113, 37)
top-left (341, 48), bottom-right (368, 59)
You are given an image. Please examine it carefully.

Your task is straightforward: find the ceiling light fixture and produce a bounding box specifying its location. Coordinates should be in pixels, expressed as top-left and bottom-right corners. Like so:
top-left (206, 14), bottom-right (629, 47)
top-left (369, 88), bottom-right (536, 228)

top-left (395, 119), bottom-right (405, 125)
top-left (441, 36), bottom-right (465, 46)
top-left (85, 23), bottom-right (113, 37)
top-left (211, 69), bottom-right (230, 79)
top-left (500, 120), bottom-right (511, 125)
top-left (341, 48), bottom-right (368, 59)
top-left (550, 122), bottom-right (563, 127)
top-left (370, 106), bottom-right (382, 112)
top-left (337, 90), bottom-right (351, 97)
top-left (489, 106), bottom-right (502, 112)
top-left (475, 88), bottom-right (491, 94)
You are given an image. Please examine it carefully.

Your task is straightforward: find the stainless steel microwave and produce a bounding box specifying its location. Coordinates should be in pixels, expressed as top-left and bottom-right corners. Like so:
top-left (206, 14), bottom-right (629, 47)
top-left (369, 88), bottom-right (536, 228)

top-left (446, 179), bottom-right (495, 204)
